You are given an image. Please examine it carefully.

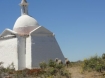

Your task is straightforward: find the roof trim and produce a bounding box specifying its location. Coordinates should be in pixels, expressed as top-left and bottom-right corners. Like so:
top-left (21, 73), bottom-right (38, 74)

top-left (0, 29), bottom-right (17, 37)
top-left (29, 26), bottom-right (53, 35)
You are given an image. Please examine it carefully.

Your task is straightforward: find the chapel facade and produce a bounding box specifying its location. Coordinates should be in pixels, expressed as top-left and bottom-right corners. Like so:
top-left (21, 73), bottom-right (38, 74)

top-left (0, 0), bottom-right (65, 70)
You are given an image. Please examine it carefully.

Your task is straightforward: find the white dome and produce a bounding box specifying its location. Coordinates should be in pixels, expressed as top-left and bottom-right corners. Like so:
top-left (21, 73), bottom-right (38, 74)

top-left (13, 15), bottom-right (39, 35)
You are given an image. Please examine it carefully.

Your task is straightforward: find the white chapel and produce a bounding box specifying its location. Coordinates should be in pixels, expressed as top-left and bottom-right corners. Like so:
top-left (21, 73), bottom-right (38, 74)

top-left (0, 0), bottom-right (65, 70)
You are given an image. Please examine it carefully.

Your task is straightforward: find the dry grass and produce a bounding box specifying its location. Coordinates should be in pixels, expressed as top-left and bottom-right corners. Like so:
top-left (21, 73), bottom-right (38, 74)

top-left (1, 60), bottom-right (105, 78)
top-left (67, 62), bottom-right (105, 78)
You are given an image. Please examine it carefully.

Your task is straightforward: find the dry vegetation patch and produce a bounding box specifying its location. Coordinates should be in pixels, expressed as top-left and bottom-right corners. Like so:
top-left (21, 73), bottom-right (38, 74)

top-left (1, 54), bottom-right (105, 78)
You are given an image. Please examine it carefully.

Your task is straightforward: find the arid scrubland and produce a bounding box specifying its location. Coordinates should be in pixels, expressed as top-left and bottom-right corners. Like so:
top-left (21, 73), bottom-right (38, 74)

top-left (1, 54), bottom-right (105, 78)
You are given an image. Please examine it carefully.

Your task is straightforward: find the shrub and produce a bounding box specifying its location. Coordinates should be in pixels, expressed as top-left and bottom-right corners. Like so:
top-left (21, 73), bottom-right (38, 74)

top-left (102, 53), bottom-right (105, 60)
top-left (39, 62), bottom-right (47, 69)
top-left (47, 67), bottom-right (57, 76)
top-left (56, 64), bottom-right (64, 70)
top-left (0, 60), bottom-right (71, 78)
top-left (48, 60), bottom-right (56, 68)
top-left (82, 55), bottom-right (105, 72)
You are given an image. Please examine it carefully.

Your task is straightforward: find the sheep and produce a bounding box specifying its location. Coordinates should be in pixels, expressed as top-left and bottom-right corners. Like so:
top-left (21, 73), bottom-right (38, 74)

top-left (55, 58), bottom-right (59, 62)
top-left (57, 59), bottom-right (63, 64)
top-left (55, 58), bottom-right (63, 64)
top-left (65, 58), bottom-right (70, 67)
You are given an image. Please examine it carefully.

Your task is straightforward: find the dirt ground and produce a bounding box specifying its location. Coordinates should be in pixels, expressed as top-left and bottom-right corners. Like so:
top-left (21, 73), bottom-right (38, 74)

top-left (67, 66), bottom-right (104, 78)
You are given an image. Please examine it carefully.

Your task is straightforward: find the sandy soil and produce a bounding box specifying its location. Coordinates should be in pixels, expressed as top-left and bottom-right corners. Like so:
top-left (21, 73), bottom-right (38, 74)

top-left (67, 66), bottom-right (103, 78)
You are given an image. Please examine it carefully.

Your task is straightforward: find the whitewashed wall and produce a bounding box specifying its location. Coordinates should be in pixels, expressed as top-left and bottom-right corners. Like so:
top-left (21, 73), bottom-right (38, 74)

top-left (31, 35), bottom-right (65, 68)
top-left (17, 36), bottom-right (26, 70)
top-left (0, 38), bottom-right (18, 70)
top-left (26, 36), bottom-right (32, 69)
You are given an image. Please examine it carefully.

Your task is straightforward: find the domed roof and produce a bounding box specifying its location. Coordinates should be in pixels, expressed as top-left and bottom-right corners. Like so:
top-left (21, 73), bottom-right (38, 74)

top-left (13, 15), bottom-right (39, 35)
top-left (13, 0), bottom-right (40, 35)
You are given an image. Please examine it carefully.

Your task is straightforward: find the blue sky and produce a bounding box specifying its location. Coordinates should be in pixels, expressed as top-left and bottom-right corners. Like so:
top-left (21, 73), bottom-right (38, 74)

top-left (0, 0), bottom-right (105, 61)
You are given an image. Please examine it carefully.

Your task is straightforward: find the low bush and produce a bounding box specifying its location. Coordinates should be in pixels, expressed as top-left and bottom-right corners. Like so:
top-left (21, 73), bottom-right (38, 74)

top-left (82, 55), bottom-right (105, 72)
top-left (48, 59), bottom-right (56, 68)
top-left (39, 62), bottom-right (47, 69)
top-left (0, 60), bottom-right (71, 78)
